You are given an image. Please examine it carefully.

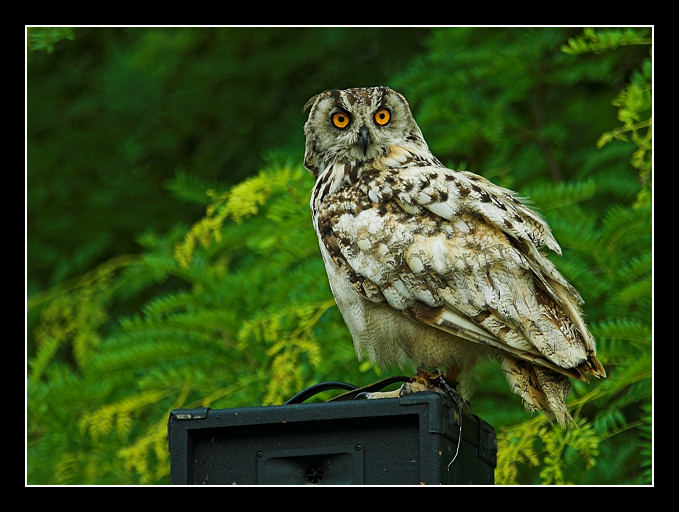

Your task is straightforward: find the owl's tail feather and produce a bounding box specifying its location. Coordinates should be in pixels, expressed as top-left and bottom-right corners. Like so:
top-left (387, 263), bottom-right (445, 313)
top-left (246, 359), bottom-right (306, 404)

top-left (501, 356), bottom-right (574, 428)
top-left (578, 354), bottom-right (607, 380)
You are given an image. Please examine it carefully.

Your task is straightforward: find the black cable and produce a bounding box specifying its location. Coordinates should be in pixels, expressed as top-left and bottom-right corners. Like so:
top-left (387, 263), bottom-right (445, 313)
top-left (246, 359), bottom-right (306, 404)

top-left (284, 381), bottom-right (358, 405)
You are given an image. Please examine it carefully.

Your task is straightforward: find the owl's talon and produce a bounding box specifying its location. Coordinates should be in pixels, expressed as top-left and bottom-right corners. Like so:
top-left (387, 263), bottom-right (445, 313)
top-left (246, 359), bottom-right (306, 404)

top-left (389, 369), bottom-right (470, 410)
top-left (431, 374), bottom-right (471, 412)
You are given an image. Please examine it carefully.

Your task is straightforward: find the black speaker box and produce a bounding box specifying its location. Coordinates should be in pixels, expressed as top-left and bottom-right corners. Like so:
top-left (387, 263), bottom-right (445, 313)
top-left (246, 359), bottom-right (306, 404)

top-left (168, 391), bottom-right (496, 485)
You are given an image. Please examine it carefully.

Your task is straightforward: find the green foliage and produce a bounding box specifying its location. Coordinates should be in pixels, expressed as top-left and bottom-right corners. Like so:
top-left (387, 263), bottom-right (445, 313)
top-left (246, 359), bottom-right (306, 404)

top-left (562, 27), bottom-right (652, 207)
top-left (27, 27), bottom-right (75, 53)
top-left (497, 416), bottom-right (600, 485)
top-left (27, 157), bottom-right (375, 484)
top-left (27, 27), bottom-right (428, 292)
top-left (561, 27), bottom-right (651, 55)
top-left (27, 27), bottom-right (652, 485)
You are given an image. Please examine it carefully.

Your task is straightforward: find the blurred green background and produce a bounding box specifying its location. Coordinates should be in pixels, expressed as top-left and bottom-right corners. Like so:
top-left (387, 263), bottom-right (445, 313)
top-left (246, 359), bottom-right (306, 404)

top-left (27, 26), bottom-right (652, 485)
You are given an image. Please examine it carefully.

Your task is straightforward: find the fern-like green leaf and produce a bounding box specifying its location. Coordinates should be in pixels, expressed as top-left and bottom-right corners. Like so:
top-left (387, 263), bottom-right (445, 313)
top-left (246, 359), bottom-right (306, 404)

top-left (561, 27), bottom-right (651, 55)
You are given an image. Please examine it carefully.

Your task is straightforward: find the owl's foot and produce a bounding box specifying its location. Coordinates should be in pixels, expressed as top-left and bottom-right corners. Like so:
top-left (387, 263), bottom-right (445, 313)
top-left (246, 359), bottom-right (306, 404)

top-left (356, 368), bottom-right (470, 411)
top-left (353, 368), bottom-right (431, 400)
top-left (402, 368), bottom-right (470, 411)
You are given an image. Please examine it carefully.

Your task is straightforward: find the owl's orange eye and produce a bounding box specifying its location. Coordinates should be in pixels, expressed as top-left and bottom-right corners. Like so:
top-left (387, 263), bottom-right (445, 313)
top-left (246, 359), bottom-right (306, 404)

top-left (374, 108), bottom-right (391, 126)
top-left (332, 111), bottom-right (350, 129)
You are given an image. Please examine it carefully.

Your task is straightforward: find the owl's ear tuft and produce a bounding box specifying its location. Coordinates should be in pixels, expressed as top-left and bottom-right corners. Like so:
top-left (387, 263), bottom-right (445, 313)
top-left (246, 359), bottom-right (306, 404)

top-left (387, 87), bottom-right (412, 111)
top-left (303, 89), bottom-right (339, 115)
top-left (303, 94), bottom-right (319, 114)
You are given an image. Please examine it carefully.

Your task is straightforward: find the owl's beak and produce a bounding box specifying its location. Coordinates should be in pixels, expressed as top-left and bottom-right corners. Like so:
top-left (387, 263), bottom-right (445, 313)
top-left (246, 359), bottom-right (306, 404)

top-left (358, 125), bottom-right (371, 156)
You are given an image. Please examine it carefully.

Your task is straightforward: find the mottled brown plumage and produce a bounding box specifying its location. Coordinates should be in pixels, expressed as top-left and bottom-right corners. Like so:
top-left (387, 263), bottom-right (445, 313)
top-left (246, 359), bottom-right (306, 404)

top-left (304, 86), bottom-right (605, 426)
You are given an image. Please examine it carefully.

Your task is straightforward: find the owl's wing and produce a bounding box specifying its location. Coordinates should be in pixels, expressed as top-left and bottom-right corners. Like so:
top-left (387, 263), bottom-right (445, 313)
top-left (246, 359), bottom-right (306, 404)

top-left (317, 162), bottom-right (604, 381)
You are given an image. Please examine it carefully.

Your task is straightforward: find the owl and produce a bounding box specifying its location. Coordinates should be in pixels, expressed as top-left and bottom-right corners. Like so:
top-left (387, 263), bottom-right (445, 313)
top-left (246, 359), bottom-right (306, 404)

top-left (303, 86), bottom-right (605, 427)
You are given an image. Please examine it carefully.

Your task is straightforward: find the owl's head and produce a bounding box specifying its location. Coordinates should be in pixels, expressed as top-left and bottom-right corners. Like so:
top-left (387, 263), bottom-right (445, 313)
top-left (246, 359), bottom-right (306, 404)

top-left (303, 86), bottom-right (428, 176)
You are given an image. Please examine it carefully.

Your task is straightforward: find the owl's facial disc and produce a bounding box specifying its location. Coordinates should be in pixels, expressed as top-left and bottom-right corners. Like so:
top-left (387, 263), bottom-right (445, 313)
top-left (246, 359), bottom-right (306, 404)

top-left (304, 87), bottom-right (425, 173)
